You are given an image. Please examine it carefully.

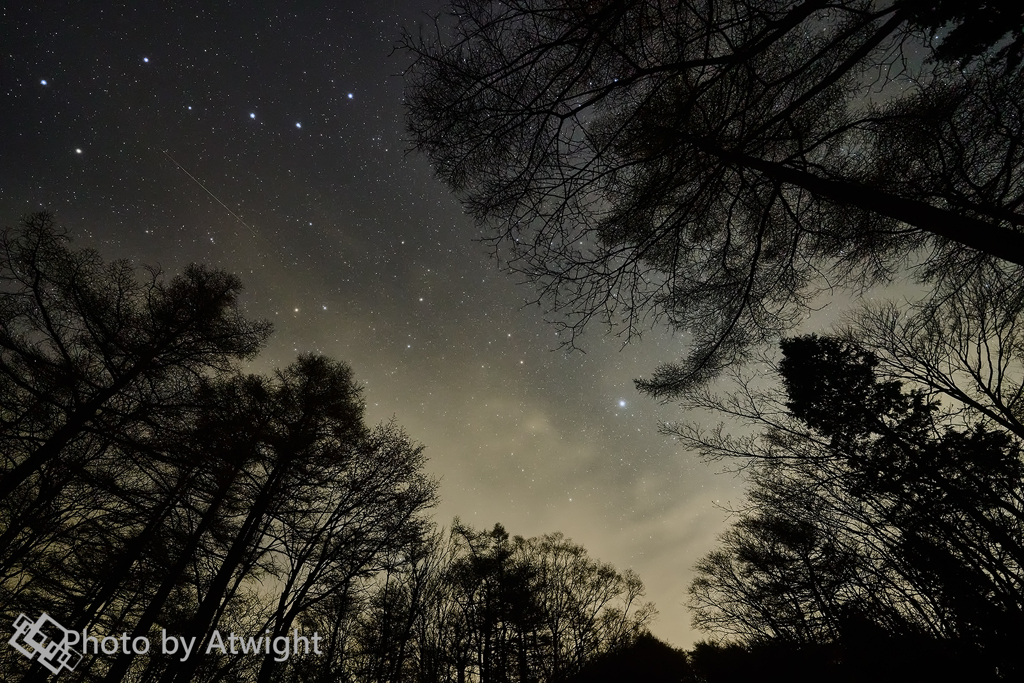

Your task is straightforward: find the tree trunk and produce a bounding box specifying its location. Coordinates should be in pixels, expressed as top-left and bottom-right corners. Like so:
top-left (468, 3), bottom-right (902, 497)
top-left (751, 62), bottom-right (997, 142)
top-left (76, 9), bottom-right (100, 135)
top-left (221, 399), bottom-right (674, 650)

top-left (695, 139), bottom-right (1024, 267)
top-left (95, 469), bottom-right (239, 683)
top-left (160, 465), bottom-right (284, 683)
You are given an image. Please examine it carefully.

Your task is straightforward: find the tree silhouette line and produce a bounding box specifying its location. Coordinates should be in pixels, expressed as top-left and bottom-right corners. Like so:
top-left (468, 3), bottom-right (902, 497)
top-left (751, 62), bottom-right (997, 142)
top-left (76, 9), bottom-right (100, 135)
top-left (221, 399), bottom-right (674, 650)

top-left (7, 2), bottom-right (1024, 675)
top-left (402, 0), bottom-right (1024, 678)
top-left (0, 214), bottom-right (659, 683)
top-left (678, 266), bottom-right (1024, 679)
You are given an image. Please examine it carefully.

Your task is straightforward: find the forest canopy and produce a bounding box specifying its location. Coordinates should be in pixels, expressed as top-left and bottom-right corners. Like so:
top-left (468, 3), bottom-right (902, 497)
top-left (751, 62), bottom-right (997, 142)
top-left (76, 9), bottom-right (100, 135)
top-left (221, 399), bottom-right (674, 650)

top-left (403, 0), bottom-right (1024, 397)
top-left (402, 3), bottom-right (1024, 675)
top-left (678, 260), bottom-right (1024, 679)
top-left (0, 213), bottom-right (660, 683)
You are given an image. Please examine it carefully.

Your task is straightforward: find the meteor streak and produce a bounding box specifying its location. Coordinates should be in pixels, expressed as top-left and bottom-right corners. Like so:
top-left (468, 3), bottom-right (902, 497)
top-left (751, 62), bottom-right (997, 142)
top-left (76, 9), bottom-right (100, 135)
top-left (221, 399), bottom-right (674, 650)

top-left (160, 149), bottom-right (259, 238)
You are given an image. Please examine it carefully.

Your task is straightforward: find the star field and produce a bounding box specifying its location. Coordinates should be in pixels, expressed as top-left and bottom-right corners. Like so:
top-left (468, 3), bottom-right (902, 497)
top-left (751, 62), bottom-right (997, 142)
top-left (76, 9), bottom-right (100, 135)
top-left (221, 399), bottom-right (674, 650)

top-left (1, 1), bottom-right (748, 646)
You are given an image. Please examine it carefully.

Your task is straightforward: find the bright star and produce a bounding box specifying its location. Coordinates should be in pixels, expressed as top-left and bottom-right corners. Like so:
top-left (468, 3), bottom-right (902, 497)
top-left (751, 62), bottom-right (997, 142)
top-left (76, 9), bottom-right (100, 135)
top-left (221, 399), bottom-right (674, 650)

top-left (40, 79), bottom-right (47, 86)
top-left (347, 93), bottom-right (354, 99)
top-left (250, 113), bottom-right (256, 119)
top-left (295, 122), bottom-right (301, 128)
top-left (75, 148), bottom-right (82, 154)
top-left (618, 400), bottom-right (627, 408)
top-left (143, 57), bottom-right (149, 63)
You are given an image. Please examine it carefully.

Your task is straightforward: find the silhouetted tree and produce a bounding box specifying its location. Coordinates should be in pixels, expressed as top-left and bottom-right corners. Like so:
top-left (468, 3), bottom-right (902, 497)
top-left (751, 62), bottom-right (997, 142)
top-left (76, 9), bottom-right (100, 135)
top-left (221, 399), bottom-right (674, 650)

top-left (352, 521), bottom-right (656, 683)
top-left (149, 356), bottom-right (437, 683)
top-left (0, 213), bottom-right (271, 682)
top-left (94, 372), bottom-right (277, 683)
top-left (906, 0), bottom-right (1024, 68)
top-left (349, 529), bottom-right (447, 683)
top-left (681, 331), bottom-right (1024, 678)
top-left (0, 212), bottom-right (270, 501)
top-left (687, 640), bottom-right (845, 683)
top-left (0, 213), bottom-right (660, 683)
top-left (250, 419), bottom-right (437, 683)
top-left (838, 259), bottom-right (1024, 443)
top-left (0, 217), bottom-right (444, 683)
top-left (527, 531), bottom-right (654, 681)
top-left (403, 0), bottom-right (1024, 395)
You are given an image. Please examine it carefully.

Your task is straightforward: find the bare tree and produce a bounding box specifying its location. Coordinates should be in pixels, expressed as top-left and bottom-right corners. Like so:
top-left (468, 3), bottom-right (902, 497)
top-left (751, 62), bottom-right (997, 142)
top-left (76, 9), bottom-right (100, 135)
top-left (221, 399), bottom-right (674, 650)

top-left (403, 0), bottom-right (1024, 395)
top-left (365, 521), bottom-right (656, 683)
top-left (0, 212), bottom-right (271, 500)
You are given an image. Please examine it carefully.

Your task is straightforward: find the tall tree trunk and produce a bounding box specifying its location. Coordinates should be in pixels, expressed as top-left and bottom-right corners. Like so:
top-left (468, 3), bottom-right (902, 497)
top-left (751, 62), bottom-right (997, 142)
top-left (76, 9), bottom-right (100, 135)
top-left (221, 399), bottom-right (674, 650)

top-left (160, 466), bottom-right (284, 683)
top-left (15, 469), bottom-right (193, 683)
top-left (692, 138), bottom-right (1024, 267)
top-left (94, 469), bottom-right (239, 683)
top-left (72, 467), bottom-right (197, 631)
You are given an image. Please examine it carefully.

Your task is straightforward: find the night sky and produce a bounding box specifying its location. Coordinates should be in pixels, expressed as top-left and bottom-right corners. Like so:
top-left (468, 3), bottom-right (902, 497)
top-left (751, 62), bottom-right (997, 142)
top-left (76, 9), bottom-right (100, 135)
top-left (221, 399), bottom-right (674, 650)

top-left (2, 2), bottom-right (756, 647)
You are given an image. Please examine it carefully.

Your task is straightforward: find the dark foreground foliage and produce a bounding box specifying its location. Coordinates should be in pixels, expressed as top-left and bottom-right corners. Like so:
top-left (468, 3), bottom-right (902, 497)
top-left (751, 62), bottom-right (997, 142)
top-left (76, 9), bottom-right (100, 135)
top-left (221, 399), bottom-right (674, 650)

top-left (404, 0), bottom-right (1024, 397)
top-left (566, 633), bottom-right (695, 683)
top-left (679, 265), bottom-right (1024, 679)
top-left (690, 635), bottom-right (991, 683)
top-left (0, 214), bottom-right (655, 683)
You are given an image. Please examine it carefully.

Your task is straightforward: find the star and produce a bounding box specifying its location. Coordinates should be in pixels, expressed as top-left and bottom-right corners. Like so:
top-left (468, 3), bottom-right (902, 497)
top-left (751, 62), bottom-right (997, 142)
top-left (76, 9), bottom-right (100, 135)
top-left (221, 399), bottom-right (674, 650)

top-left (347, 93), bottom-right (354, 99)
top-left (618, 400), bottom-right (627, 408)
top-left (40, 79), bottom-right (47, 85)
top-left (295, 122), bottom-right (302, 128)
top-left (250, 113), bottom-right (256, 119)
